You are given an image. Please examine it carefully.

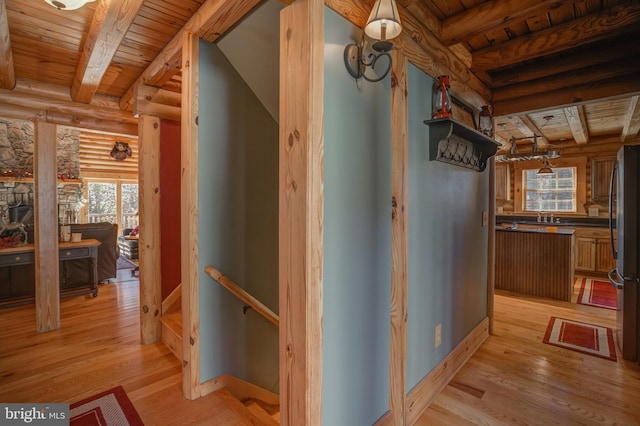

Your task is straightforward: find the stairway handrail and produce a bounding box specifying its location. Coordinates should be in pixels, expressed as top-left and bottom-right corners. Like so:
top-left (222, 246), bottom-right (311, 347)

top-left (204, 266), bottom-right (279, 327)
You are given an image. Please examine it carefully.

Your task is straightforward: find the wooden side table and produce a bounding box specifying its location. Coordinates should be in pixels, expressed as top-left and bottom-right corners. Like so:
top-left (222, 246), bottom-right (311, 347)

top-left (0, 239), bottom-right (101, 308)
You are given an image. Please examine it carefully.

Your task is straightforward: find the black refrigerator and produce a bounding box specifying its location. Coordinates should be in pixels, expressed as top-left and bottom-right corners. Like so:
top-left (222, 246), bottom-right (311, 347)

top-left (609, 144), bottom-right (640, 361)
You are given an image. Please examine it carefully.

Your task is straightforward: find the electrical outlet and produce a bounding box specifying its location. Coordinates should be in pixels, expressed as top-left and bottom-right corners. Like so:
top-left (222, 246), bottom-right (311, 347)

top-left (435, 324), bottom-right (442, 348)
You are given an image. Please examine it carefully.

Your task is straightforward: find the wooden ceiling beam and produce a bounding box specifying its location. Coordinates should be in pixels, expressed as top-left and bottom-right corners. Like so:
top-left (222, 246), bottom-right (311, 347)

top-left (0, 0), bottom-right (15, 90)
top-left (493, 57), bottom-right (640, 102)
top-left (0, 79), bottom-right (138, 135)
top-left (15, 78), bottom-right (123, 110)
top-left (440, 0), bottom-right (570, 46)
top-left (493, 72), bottom-right (640, 116)
top-left (491, 37), bottom-right (640, 88)
top-left (518, 114), bottom-right (549, 149)
top-left (497, 114), bottom-right (548, 149)
top-left (71, 0), bottom-right (145, 103)
top-left (134, 84), bottom-right (181, 122)
top-left (563, 105), bottom-right (589, 145)
top-left (398, 0), bottom-right (441, 36)
top-left (505, 115), bottom-right (534, 138)
top-left (621, 96), bottom-right (640, 142)
top-left (471, 3), bottom-right (640, 71)
top-left (0, 82), bottom-right (136, 124)
top-left (119, 0), bottom-right (262, 111)
top-left (553, 133), bottom-right (640, 157)
top-left (0, 102), bottom-right (137, 136)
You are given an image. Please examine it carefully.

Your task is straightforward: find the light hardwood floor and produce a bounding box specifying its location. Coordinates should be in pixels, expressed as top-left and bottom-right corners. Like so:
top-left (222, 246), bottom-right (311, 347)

top-left (419, 277), bottom-right (640, 425)
top-left (2, 272), bottom-right (640, 425)
top-left (0, 267), bottom-right (258, 425)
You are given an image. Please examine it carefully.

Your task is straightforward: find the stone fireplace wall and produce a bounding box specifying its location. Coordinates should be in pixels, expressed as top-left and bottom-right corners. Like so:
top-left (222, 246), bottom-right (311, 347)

top-left (0, 118), bottom-right (84, 225)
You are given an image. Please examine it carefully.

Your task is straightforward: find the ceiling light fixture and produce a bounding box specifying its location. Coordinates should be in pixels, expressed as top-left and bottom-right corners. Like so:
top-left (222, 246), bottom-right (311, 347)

top-left (344, 0), bottom-right (402, 83)
top-left (495, 131), bottom-right (561, 163)
top-left (537, 158), bottom-right (554, 174)
top-left (44, 0), bottom-right (95, 11)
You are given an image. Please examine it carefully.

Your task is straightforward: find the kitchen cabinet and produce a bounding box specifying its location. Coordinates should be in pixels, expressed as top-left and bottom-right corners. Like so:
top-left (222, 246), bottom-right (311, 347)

top-left (595, 238), bottom-right (615, 273)
top-left (495, 163), bottom-right (510, 201)
top-left (575, 237), bottom-right (596, 271)
top-left (591, 157), bottom-right (616, 203)
top-left (574, 227), bottom-right (615, 274)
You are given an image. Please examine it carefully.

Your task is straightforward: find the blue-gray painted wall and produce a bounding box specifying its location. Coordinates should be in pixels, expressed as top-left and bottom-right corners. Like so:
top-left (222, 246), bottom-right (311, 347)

top-left (322, 7), bottom-right (489, 423)
top-left (406, 63), bottom-right (489, 392)
top-left (197, 39), bottom-right (279, 391)
top-left (193, 3), bottom-right (489, 420)
top-left (322, 8), bottom-right (392, 425)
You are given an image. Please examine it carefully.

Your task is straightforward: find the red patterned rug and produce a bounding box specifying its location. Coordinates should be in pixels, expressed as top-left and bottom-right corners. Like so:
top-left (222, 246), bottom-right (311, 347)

top-left (70, 386), bottom-right (144, 426)
top-left (576, 277), bottom-right (617, 310)
top-left (543, 317), bottom-right (617, 361)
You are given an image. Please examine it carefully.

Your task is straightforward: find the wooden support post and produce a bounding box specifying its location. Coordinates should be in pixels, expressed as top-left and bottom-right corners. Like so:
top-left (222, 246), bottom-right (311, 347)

top-left (138, 114), bottom-right (162, 344)
top-left (181, 32), bottom-right (201, 401)
top-left (34, 122), bottom-right (60, 332)
top-left (487, 157), bottom-right (496, 334)
top-left (0, 0), bottom-right (16, 90)
top-left (389, 50), bottom-right (409, 425)
top-left (279, 1), bottom-right (324, 424)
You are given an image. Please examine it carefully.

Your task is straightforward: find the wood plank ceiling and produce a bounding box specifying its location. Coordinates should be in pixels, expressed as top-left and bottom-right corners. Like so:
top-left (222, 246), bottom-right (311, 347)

top-left (0, 0), bottom-right (639, 152)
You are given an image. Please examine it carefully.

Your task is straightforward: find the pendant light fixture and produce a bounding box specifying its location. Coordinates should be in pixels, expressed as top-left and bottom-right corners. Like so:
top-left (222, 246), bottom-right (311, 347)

top-left (537, 158), bottom-right (554, 174)
top-left (44, 0), bottom-right (95, 11)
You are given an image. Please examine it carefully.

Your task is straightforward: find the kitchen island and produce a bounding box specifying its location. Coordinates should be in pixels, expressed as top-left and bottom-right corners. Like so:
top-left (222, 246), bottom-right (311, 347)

top-left (496, 226), bottom-right (575, 301)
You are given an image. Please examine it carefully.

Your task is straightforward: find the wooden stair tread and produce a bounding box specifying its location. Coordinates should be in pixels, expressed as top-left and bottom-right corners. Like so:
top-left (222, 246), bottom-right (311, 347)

top-left (243, 400), bottom-right (279, 425)
top-left (243, 398), bottom-right (279, 417)
top-left (214, 387), bottom-right (278, 425)
top-left (160, 310), bottom-right (182, 333)
top-left (161, 310), bottom-right (182, 361)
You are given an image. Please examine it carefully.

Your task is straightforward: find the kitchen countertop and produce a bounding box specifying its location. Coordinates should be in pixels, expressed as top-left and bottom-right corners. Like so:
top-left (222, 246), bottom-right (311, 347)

top-left (496, 215), bottom-right (613, 228)
top-left (496, 225), bottom-right (575, 235)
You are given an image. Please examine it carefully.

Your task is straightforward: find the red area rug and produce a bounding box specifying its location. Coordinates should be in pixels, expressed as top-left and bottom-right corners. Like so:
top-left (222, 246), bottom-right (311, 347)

top-left (70, 386), bottom-right (144, 426)
top-left (576, 277), bottom-right (617, 310)
top-left (543, 317), bottom-right (617, 361)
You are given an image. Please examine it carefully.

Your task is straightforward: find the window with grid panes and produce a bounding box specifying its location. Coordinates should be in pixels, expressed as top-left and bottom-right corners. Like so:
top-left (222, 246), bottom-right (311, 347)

top-left (523, 167), bottom-right (577, 212)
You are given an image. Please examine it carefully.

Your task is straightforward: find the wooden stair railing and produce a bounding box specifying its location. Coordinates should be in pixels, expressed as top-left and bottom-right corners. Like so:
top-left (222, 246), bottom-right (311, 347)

top-left (204, 266), bottom-right (279, 327)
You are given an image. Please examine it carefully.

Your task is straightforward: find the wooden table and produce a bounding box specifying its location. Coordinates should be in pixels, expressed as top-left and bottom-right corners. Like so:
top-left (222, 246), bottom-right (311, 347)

top-left (0, 239), bottom-right (101, 308)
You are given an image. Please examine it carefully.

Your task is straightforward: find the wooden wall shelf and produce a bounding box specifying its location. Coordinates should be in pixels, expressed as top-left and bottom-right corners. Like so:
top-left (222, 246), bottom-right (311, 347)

top-left (424, 117), bottom-right (500, 172)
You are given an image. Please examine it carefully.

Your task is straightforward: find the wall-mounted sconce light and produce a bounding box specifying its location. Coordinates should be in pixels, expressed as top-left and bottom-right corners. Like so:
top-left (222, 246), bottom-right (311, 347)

top-left (344, 0), bottom-right (402, 83)
top-left (44, 0), bottom-right (95, 10)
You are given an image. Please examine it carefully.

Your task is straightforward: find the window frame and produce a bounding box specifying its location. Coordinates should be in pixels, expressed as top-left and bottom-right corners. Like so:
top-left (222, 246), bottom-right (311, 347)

top-left (513, 157), bottom-right (587, 214)
top-left (522, 166), bottom-right (577, 212)
top-left (81, 178), bottom-right (139, 232)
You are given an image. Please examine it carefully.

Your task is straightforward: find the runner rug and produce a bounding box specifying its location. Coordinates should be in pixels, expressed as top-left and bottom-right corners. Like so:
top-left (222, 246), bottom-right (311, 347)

top-left (576, 277), bottom-right (617, 310)
top-left (70, 386), bottom-right (144, 426)
top-left (543, 316), bottom-right (617, 361)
